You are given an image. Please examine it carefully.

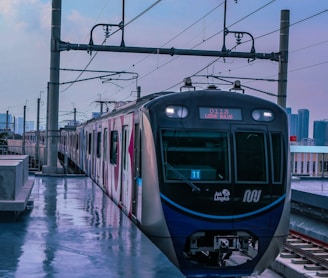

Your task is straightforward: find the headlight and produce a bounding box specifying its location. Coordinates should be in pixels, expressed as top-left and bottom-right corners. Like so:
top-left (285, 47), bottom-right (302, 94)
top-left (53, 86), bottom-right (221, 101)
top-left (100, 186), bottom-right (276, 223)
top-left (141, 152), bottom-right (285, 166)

top-left (165, 105), bottom-right (189, 118)
top-left (252, 109), bottom-right (274, 121)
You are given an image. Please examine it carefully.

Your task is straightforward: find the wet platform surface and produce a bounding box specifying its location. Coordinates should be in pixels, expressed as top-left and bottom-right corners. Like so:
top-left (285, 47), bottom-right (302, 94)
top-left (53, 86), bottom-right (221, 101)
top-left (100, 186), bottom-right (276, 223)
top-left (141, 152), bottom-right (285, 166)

top-left (0, 176), bottom-right (282, 278)
top-left (0, 176), bottom-right (184, 278)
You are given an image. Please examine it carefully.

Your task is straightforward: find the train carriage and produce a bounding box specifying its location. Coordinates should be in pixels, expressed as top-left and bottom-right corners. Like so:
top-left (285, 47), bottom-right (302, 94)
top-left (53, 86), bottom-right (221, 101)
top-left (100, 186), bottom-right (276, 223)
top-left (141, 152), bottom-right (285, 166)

top-left (60, 88), bottom-right (290, 278)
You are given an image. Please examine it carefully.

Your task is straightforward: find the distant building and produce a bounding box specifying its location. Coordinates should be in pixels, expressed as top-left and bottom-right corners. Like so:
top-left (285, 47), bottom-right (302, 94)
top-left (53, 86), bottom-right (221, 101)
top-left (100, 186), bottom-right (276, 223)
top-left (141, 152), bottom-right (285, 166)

top-left (16, 117), bottom-right (24, 135)
top-left (286, 108), bottom-right (309, 142)
top-left (313, 120), bottom-right (328, 146)
top-left (25, 121), bottom-right (35, 132)
top-left (298, 109), bottom-right (309, 141)
top-left (16, 117), bottom-right (35, 135)
top-left (0, 112), bottom-right (13, 131)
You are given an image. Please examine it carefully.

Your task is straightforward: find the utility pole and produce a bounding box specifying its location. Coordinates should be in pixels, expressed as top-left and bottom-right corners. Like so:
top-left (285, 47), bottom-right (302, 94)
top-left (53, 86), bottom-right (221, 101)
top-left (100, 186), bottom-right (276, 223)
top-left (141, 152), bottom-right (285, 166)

top-left (36, 98), bottom-right (40, 169)
top-left (23, 105), bottom-right (26, 155)
top-left (13, 117), bottom-right (15, 139)
top-left (74, 108), bottom-right (76, 126)
top-left (44, 0), bottom-right (62, 174)
top-left (6, 110), bottom-right (9, 131)
top-left (277, 10), bottom-right (290, 108)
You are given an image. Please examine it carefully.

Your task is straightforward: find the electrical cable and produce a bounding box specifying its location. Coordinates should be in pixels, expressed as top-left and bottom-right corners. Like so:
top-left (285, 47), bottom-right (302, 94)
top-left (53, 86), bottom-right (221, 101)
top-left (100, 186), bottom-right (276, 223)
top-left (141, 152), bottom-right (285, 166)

top-left (60, 0), bottom-right (162, 94)
top-left (122, 0), bottom-right (276, 96)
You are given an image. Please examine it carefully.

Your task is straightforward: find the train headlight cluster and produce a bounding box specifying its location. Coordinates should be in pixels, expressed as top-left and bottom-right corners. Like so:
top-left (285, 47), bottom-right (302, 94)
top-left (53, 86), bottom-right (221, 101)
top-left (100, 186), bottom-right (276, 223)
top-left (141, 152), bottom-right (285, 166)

top-left (252, 109), bottom-right (274, 121)
top-left (165, 105), bottom-right (189, 118)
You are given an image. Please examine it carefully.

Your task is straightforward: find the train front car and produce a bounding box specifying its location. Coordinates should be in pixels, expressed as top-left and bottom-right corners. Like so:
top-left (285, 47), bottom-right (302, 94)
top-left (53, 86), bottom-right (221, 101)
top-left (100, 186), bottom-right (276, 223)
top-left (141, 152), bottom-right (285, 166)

top-left (141, 89), bottom-right (290, 277)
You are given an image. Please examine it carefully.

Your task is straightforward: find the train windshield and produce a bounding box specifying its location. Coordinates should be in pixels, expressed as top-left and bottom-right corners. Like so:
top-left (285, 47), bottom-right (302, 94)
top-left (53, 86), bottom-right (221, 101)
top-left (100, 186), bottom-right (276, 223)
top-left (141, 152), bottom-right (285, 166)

top-left (161, 130), bottom-right (229, 182)
top-left (235, 131), bottom-right (268, 183)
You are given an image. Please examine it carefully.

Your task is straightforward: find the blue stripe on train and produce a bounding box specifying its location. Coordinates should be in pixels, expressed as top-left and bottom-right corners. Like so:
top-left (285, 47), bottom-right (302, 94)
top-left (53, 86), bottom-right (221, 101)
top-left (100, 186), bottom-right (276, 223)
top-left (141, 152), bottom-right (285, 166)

top-left (160, 193), bottom-right (286, 220)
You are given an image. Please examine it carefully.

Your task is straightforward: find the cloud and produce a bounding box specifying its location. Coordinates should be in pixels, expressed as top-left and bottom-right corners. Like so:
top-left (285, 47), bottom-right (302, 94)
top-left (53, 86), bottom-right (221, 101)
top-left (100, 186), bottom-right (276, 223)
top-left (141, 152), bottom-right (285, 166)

top-left (0, 0), bottom-right (50, 33)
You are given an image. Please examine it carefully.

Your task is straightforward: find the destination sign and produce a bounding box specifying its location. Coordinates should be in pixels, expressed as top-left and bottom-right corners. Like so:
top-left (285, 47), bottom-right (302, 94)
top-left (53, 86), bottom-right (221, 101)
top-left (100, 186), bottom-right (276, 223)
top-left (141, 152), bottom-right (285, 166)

top-left (199, 107), bottom-right (242, 120)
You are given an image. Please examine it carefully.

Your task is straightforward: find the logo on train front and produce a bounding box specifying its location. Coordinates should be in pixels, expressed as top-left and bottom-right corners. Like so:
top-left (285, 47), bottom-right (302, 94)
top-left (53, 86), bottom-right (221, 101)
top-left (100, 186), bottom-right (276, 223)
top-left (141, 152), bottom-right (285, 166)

top-left (242, 189), bottom-right (262, 203)
top-left (214, 189), bottom-right (230, 202)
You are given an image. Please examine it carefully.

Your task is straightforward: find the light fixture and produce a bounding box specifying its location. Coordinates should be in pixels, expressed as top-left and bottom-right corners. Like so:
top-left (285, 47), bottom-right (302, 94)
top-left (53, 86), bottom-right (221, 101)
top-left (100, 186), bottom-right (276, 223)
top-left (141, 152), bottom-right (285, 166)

top-left (252, 110), bottom-right (274, 121)
top-left (165, 105), bottom-right (189, 118)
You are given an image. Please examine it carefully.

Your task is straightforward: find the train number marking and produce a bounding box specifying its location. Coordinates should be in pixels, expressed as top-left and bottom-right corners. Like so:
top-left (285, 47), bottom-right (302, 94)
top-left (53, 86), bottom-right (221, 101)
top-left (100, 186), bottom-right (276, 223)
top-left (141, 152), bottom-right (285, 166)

top-left (214, 189), bottom-right (230, 202)
top-left (242, 189), bottom-right (262, 203)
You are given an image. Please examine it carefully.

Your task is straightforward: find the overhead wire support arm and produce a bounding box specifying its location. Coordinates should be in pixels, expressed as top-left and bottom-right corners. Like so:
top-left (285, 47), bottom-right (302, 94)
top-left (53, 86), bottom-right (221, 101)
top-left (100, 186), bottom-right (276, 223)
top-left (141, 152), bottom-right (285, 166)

top-left (87, 0), bottom-right (126, 55)
top-left (87, 22), bottom-right (124, 55)
top-left (224, 29), bottom-right (256, 53)
top-left (221, 0), bottom-right (255, 54)
top-left (57, 40), bottom-right (280, 61)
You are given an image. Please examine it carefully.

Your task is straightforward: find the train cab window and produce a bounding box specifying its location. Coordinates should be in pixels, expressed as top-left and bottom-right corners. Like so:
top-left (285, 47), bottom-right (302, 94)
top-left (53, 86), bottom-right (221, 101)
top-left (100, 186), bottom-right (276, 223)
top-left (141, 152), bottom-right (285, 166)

top-left (271, 133), bottom-right (283, 183)
top-left (235, 132), bottom-right (267, 183)
top-left (161, 130), bottom-right (229, 182)
top-left (110, 131), bottom-right (118, 165)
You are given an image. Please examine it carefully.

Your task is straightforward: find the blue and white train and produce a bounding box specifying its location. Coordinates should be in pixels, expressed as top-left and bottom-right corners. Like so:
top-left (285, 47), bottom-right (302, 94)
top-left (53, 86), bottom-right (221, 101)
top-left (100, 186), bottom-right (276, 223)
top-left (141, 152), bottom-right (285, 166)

top-left (59, 88), bottom-right (290, 277)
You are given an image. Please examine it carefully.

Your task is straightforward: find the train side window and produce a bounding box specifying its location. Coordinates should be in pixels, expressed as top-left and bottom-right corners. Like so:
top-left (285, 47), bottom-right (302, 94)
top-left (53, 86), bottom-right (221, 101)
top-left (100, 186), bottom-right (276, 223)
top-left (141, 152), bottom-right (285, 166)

top-left (110, 130), bottom-right (118, 165)
top-left (97, 131), bottom-right (102, 158)
top-left (235, 132), bottom-right (268, 183)
top-left (76, 134), bottom-right (79, 150)
top-left (103, 128), bottom-right (108, 161)
top-left (271, 133), bottom-right (283, 183)
top-left (88, 133), bottom-right (92, 155)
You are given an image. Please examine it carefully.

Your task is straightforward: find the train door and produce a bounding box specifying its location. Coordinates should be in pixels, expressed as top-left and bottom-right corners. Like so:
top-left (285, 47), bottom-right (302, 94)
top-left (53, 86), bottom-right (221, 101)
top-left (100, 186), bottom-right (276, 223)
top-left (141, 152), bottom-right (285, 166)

top-left (87, 131), bottom-right (91, 175)
top-left (96, 129), bottom-right (102, 184)
top-left (120, 125), bottom-right (129, 208)
top-left (132, 123), bottom-right (141, 220)
top-left (92, 129), bottom-right (96, 179)
top-left (79, 128), bottom-right (86, 172)
top-left (103, 128), bottom-right (109, 193)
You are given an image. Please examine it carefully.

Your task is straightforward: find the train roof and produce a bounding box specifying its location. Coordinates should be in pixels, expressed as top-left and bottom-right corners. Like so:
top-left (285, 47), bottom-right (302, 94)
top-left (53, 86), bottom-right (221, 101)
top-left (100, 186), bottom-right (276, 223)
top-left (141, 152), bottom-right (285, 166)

top-left (73, 89), bottom-right (283, 128)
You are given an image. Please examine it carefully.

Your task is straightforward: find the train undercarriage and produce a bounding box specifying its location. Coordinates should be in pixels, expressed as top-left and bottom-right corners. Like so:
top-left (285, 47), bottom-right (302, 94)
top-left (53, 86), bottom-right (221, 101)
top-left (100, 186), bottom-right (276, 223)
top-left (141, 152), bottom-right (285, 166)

top-left (184, 230), bottom-right (258, 267)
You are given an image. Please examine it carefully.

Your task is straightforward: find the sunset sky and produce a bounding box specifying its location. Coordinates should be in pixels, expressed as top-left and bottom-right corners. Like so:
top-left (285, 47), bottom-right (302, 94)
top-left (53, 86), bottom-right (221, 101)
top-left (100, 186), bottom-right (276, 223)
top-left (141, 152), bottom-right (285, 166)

top-left (0, 0), bottom-right (327, 136)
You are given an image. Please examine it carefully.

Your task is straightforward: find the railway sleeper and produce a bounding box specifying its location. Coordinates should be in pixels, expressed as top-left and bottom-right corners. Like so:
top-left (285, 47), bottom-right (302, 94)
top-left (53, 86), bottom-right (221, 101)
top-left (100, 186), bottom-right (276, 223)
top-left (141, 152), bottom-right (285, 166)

top-left (291, 258), bottom-right (310, 264)
top-left (317, 270), bottom-right (328, 277)
top-left (303, 248), bottom-right (328, 253)
top-left (304, 264), bottom-right (325, 271)
top-left (280, 252), bottom-right (298, 258)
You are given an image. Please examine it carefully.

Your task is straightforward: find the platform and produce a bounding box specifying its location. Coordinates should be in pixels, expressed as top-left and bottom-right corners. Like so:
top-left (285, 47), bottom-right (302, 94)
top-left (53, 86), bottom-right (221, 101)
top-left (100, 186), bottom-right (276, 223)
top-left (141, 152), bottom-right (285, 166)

top-left (0, 156), bottom-right (34, 217)
top-left (290, 178), bottom-right (328, 244)
top-left (0, 175), bottom-right (282, 278)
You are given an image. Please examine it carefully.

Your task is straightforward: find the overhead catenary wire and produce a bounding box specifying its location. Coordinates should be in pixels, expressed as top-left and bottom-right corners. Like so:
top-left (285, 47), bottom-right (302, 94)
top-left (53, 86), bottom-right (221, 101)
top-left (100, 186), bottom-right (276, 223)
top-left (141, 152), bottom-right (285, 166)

top-left (137, 11), bottom-right (272, 93)
top-left (61, 0), bottom-right (280, 101)
top-left (60, 2), bottom-right (328, 122)
top-left (184, 8), bottom-right (328, 96)
top-left (118, 0), bottom-right (277, 97)
top-left (59, 0), bottom-right (162, 94)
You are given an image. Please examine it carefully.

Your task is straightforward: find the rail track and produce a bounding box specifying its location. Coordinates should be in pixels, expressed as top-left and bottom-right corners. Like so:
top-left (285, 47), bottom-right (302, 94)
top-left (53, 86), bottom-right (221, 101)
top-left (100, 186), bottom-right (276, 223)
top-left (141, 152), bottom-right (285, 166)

top-left (275, 230), bottom-right (328, 277)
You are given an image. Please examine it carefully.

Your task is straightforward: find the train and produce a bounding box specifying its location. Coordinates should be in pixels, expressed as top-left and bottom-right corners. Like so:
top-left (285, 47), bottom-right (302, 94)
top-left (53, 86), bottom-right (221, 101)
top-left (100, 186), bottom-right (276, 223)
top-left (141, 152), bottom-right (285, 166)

top-left (58, 88), bottom-right (291, 277)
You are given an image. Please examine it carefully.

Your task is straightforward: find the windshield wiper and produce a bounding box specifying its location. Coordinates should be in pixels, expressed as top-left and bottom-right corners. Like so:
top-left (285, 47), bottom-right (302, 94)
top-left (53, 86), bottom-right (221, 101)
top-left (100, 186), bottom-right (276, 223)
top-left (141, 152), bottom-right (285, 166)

top-left (165, 162), bottom-right (201, 192)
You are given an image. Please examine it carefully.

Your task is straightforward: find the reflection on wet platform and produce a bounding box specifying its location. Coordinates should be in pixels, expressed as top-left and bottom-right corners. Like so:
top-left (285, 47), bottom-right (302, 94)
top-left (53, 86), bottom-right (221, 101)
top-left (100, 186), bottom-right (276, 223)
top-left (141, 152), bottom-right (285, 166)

top-left (0, 176), bottom-right (184, 278)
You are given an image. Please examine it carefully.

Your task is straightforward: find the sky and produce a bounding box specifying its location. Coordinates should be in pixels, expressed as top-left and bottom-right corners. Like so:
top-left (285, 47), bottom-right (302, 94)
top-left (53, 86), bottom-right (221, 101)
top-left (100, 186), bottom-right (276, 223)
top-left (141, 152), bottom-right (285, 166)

top-left (0, 0), bottom-right (327, 136)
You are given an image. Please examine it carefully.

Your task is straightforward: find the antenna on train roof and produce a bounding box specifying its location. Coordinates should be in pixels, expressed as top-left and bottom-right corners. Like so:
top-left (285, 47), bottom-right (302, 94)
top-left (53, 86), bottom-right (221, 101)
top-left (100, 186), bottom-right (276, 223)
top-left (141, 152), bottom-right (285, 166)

top-left (207, 85), bottom-right (218, 89)
top-left (229, 80), bottom-right (245, 94)
top-left (180, 77), bottom-right (195, 92)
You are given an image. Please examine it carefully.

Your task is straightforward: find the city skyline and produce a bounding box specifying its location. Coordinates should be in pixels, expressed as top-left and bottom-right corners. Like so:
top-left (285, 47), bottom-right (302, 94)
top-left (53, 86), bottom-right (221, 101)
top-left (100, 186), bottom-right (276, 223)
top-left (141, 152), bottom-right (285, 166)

top-left (0, 104), bottom-right (326, 143)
